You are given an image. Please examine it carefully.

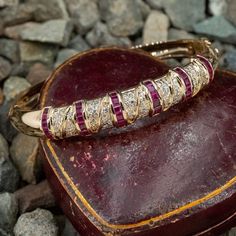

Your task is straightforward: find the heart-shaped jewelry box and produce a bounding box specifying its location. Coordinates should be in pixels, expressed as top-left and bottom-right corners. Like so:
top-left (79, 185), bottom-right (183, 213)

top-left (40, 48), bottom-right (236, 236)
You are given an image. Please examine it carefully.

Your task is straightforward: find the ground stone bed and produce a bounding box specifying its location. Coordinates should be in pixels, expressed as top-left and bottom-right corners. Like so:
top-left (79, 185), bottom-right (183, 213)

top-left (0, 0), bottom-right (236, 235)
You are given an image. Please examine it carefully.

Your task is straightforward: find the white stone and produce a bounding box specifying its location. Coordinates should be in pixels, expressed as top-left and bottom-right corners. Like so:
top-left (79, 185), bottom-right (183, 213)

top-left (143, 10), bottom-right (169, 44)
top-left (209, 0), bottom-right (227, 16)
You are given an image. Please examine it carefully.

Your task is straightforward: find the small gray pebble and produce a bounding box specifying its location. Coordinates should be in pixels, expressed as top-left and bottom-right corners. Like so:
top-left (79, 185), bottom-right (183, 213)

top-left (14, 208), bottom-right (58, 236)
top-left (0, 193), bottom-right (18, 233)
top-left (68, 35), bottom-right (90, 52)
top-left (3, 76), bottom-right (31, 102)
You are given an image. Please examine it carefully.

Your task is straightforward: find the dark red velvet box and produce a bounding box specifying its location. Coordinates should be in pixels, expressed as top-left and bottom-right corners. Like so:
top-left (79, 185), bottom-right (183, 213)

top-left (40, 48), bottom-right (236, 236)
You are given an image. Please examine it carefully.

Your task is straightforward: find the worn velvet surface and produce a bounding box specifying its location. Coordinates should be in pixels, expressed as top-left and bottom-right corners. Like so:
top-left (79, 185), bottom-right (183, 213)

top-left (40, 48), bottom-right (236, 236)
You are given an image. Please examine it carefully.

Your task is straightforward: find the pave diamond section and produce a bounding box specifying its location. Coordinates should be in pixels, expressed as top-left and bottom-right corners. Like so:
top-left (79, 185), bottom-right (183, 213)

top-left (109, 91), bottom-right (127, 127)
top-left (100, 95), bottom-right (113, 129)
top-left (143, 80), bottom-right (162, 115)
top-left (85, 98), bottom-right (101, 133)
top-left (63, 105), bottom-right (78, 137)
top-left (41, 107), bottom-right (53, 139)
top-left (137, 84), bottom-right (151, 118)
top-left (75, 100), bottom-right (90, 136)
top-left (154, 75), bottom-right (173, 111)
top-left (173, 67), bottom-right (193, 100)
top-left (165, 71), bottom-right (185, 105)
top-left (50, 106), bottom-right (75, 138)
top-left (121, 88), bottom-right (138, 123)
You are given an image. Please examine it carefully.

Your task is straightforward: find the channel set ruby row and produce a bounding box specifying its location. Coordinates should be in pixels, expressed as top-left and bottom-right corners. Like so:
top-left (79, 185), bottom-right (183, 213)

top-left (41, 55), bottom-right (214, 139)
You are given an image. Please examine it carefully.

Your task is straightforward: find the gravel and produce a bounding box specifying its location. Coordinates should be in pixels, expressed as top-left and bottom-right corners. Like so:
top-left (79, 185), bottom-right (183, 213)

top-left (65, 0), bottom-right (99, 35)
top-left (0, 133), bottom-right (19, 193)
top-left (0, 192), bottom-right (18, 233)
top-left (143, 10), bottom-right (169, 43)
top-left (86, 21), bottom-right (132, 47)
top-left (0, 39), bottom-right (19, 63)
top-left (99, 0), bottom-right (143, 37)
top-left (20, 19), bottom-right (73, 46)
top-left (10, 133), bottom-right (42, 184)
top-left (54, 48), bottom-right (79, 67)
top-left (0, 57), bottom-right (12, 81)
top-left (194, 16), bottom-right (236, 44)
top-left (19, 41), bottom-right (58, 64)
top-left (14, 208), bottom-right (58, 236)
top-left (164, 0), bottom-right (205, 31)
top-left (3, 76), bottom-right (31, 102)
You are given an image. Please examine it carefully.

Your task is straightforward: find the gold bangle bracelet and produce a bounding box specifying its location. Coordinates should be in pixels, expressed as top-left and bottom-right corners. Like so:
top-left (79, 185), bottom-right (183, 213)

top-left (9, 39), bottom-right (219, 140)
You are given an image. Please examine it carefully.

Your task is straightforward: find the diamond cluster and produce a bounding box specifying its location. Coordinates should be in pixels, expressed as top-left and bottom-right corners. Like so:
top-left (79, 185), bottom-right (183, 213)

top-left (121, 89), bottom-right (138, 123)
top-left (85, 98), bottom-right (101, 133)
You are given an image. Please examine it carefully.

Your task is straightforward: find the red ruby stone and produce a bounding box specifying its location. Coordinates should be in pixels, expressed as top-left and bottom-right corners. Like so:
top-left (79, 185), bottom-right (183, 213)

top-left (75, 100), bottom-right (90, 136)
top-left (41, 107), bottom-right (53, 139)
top-left (174, 67), bottom-right (192, 100)
top-left (143, 80), bottom-right (162, 115)
top-left (197, 55), bottom-right (214, 81)
top-left (109, 91), bottom-right (127, 127)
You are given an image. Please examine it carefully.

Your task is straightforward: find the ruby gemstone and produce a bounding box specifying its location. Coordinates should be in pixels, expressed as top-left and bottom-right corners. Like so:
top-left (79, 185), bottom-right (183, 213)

top-left (109, 91), bottom-right (127, 127)
top-left (174, 67), bottom-right (192, 100)
top-left (41, 107), bottom-right (53, 139)
top-left (143, 80), bottom-right (162, 115)
top-left (75, 100), bottom-right (90, 136)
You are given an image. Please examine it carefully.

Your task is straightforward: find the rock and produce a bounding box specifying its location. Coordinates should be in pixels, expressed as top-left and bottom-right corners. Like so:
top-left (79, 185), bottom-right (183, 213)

top-left (26, 63), bottom-right (51, 85)
top-left (20, 41), bottom-right (57, 65)
top-left (0, 157), bottom-right (20, 193)
top-left (65, 0), bottom-right (100, 35)
top-left (0, 57), bottom-right (11, 81)
top-left (86, 22), bottom-right (132, 47)
top-left (168, 28), bottom-right (195, 40)
top-left (137, 0), bottom-right (151, 20)
top-left (209, 0), bottom-right (227, 16)
top-left (0, 193), bottom-right (18, 233)
top-left (11, 62), bottom-right (32, 78)
top-left (62, 219), bottom-right (78, 236)
top-left (54, 215), bottom-right (66, 235)
top-left (229, 227), bottom-right (236, 236)
top-left (4, 22), bottom-right (38, 40)
top-left (14, 208), bottom-right (58, 236)
top-left (0, 228), bottom-right (10, 236)
top-left (0, 39), bottom-right (19, 63)
top-left (0, 0), bottom-right (18, 8)
top-left (3, 76), bottom-right (31, 102)
top-left (220, 49), bottom-right (236, 71)
top-left (146, 0), bottom-right (165, 9)
top-left (99, 0), bottom-right (143, 37)
top-left (0, 89), bottom-right (3, 105)
top-left (21, 19), bottom-right (73, 46)
top-left (0, 22), bottom-right (3, 36)
top-left (0, 102), bottom-right (18, 142)
top-left (0, 133), bottom-right (8, 159)
top-left (143, 10), bottom-right (169, 43)
top-left (15, 180), bottom-right (55, 214)
top-left (164, 0), bottom-right (205, 31)
top-left (225, 0), bottom-right (236, 27)
top-left (68, 35), bottom-right (90, 52)
top-left (0, 133), bottom-right (20, 193)
top-left (55, 49), bottom-right (79, 68)
top-left (194, 16), bottom-right (236, 44)
top-left (0, 3), bottom-right (34, 26)
top-left (10, 133), bottom-right (42, 184)
top-left (28, 0), bottom-right (68, 22)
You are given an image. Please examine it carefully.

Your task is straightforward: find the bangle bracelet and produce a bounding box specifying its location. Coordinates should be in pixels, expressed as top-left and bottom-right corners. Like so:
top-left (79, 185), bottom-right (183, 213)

top-left (9, 39), bottom-right (219, 140)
